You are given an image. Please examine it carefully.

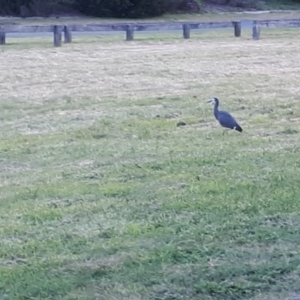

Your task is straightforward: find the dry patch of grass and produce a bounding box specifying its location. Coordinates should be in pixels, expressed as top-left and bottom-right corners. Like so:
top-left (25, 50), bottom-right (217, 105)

top-left (1, 28), bottom-right (300, 299)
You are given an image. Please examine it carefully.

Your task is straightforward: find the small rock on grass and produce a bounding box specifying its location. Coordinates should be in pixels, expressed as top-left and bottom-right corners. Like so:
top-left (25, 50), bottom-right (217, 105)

top-left (177, 121), bottom-right (186, 127)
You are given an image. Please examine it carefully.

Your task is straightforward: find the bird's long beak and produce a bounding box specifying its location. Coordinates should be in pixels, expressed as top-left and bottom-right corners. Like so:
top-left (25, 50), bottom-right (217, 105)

top-left (207, 99), bottom-right (213, 103)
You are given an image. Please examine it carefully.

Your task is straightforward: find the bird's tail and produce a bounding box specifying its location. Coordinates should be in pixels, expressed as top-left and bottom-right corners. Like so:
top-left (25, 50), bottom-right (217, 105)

top-left (235, 124), bottom-right (243, 132)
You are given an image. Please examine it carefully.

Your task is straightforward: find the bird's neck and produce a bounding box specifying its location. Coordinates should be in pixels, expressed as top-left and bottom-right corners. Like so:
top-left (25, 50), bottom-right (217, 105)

top-left (214, 104), bottom-right (219, 119)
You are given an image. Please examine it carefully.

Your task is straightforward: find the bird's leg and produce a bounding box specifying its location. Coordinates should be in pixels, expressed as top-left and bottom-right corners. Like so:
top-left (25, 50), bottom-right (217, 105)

top-left (222, 129), bottom-right (230, 136)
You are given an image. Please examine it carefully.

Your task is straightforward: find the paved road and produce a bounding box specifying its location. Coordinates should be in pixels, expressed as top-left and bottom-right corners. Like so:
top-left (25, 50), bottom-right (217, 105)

top-left (5, 20), bottom-right (254, 38)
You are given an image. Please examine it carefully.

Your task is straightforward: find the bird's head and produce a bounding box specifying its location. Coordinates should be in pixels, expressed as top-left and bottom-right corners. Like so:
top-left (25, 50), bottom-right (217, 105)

top-left (207, 97), bottom-right (219, 105)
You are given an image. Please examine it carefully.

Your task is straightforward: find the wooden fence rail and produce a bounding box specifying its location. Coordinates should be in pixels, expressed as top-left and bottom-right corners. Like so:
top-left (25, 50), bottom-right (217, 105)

top-left (0, 18), bottom-right (299, 47)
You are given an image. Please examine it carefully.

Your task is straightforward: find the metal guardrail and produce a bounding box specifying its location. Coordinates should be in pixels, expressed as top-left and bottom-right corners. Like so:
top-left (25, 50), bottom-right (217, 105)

top-left (0, 19), bottom-right (299, 47)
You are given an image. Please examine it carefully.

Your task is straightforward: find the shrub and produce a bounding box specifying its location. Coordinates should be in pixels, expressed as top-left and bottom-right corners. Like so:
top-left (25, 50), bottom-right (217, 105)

top-left (164, 0), bottom-right (201, 12)
top-left (0, 0), bottom-right (32, 15)
top-left (228, 0), bottom-right (260, 8)
top-left (0, 0), bottom-right (74, 16)
top-left (75, 0), bottom-right (167, 18)
top-left (205, 0), bottom-right (260, 8)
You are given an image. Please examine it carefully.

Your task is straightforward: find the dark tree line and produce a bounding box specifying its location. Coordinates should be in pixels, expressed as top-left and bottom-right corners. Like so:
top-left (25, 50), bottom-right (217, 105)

top-left (0, 0), bottom-right (201, 17)
top-left (0, 0), bottom-right (299, 18)
top-left (76, 0), bottom-right (167, 18)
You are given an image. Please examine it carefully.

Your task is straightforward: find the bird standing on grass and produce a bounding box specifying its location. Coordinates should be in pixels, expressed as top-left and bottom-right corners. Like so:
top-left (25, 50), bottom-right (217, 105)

top-left (207, 97), bottom-right (242, 135)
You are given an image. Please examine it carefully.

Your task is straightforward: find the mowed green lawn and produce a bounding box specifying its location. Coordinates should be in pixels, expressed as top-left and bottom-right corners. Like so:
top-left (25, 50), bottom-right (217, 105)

top-left (1, 29), bottom-right (300, 300)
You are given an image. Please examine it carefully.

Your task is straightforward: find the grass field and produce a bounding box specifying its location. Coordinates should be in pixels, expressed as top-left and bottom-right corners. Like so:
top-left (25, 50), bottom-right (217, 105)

top-left (1, 28), bottom-right (300, 300)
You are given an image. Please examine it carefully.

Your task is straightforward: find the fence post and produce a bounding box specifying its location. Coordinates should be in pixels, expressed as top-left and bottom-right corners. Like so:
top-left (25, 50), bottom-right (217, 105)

top-left (252, 21), bottom-right (260, 40)
top-left (53, 25), bottom-right (62, 47)
top-left (0, 32), bottom-right (5, 45)
top-left (183, 24), bottom-right (190, 39)
top-left (126, 25), bottom-right (134, 41)
top-left (64, 25), bottom-right (72, 43)
top-left (233, 21), bottom-right (241, 37)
